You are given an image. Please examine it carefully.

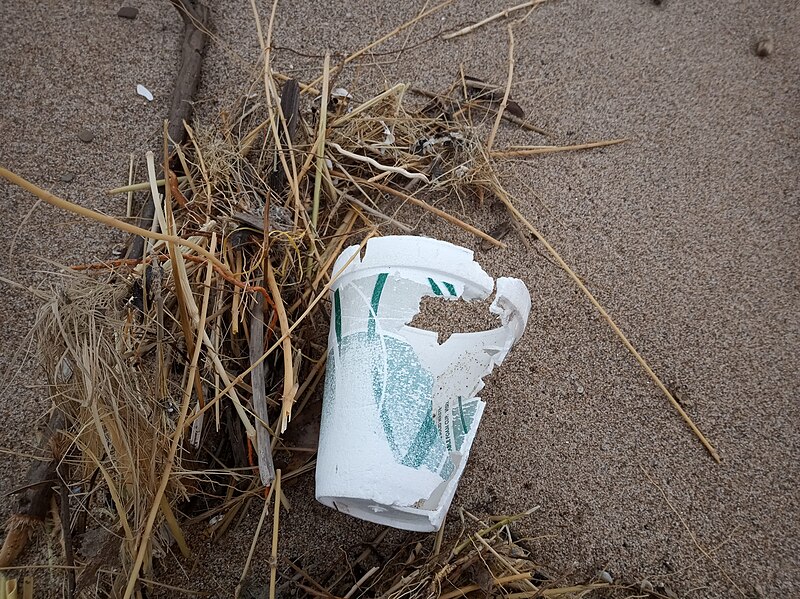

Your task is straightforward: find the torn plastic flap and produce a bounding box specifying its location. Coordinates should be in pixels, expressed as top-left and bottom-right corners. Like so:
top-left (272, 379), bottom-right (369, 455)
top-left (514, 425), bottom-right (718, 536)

top-left (316, 236), bottom-right (530, 531)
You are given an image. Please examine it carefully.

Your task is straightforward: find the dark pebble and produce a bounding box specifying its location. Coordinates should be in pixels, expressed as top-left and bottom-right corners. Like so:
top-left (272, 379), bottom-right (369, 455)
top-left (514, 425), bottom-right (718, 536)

top-left (60, 172), bottom-right (75, 183)
top-left (117, 6), bottom-right (139, 20)
top-left (77, 128), bottom-right (95, 143)
top-left (755, 37), bottom-right (774, 57)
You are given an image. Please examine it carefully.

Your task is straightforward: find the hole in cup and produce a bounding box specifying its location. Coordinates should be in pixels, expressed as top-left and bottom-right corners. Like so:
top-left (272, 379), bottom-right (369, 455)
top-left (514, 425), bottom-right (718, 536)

top-left (409, 296), bottom-right (497, 344)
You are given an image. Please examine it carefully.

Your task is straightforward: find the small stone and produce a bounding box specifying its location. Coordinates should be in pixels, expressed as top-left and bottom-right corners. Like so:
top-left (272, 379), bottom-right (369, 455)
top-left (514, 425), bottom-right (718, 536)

top-left (639, 580), bottom-right (654, 592)
top-left (117, 6), bottom-right (139, 20)
top-left (755, 37), bottom-right (774, 57)
top-left (77, 128), bottom-right (94, 143)
top-left (576, 384), bottom-right (584, 394)
top-left (60, 172), bottom-right (75, 183)
top-left (598, 570), bottom-right (613, 584)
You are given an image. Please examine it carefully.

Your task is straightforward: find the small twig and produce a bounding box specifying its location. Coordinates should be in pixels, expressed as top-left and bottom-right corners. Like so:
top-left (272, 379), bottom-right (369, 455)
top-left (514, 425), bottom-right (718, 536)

top-left (235, 485), bottom-right (276, 598)
top-left (342, 175), bottom-right (504, 248)
top-left (492, 138), bottom-right (627, 157)
top-left (312, 52), bottom-right (331, 232)
top-left (0, 167), bottom-right (227, 272)
top-left (328, 143), bottom-right (429, 183)
top-left (486, 25), bottom-right (515, 153)
top-left (282, 559), bottom-right (333, 597)
top-left (58, 478), bottom-right (75, 598)
top-left (248, 276), bottom-right (276, 485)
top-left (266, 263), bottom-right (296, 433)
top-left (269, 470), bottom-right (282, 599)
top-left (122, 233), bottom-right (216, 599)
top-left (442, 0), bottom-right (549, 40)
top-left (640, 466), bottom-right (745, 595)
top-left (498, 188), bottom-right (721, 462)
top-left (127, 0), bottom-right (210, 260)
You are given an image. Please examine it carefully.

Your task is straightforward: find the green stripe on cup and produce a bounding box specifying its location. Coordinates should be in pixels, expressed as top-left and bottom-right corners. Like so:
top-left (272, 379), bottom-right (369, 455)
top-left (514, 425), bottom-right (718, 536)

top-left (367, 273), bottom-right (389, 338)
top-left (457, 396), bottom-right (468, 434)
top-left (334, 288), bottom-right (342, 346)
top-left (443, 281), bottom-right (457, 297)
top-left (428, 278), bottom-right (443, 296)
top-left (401, 415), bottom-right (440, 469)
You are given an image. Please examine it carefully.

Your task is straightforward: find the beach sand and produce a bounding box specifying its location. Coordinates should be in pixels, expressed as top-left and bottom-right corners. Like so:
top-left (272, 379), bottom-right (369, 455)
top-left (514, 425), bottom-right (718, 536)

top-left (1, 1), bottom-right (797, 596)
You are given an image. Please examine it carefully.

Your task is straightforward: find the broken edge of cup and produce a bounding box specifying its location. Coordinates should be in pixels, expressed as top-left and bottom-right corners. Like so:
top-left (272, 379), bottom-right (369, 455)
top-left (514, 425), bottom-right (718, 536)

top-left (315, 236), bottom-right (531, 532)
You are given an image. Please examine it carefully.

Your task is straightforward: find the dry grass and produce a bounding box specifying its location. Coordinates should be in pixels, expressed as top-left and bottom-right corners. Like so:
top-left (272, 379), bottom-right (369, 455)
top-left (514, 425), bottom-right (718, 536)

top-left (11, 64), bottom-right (540, 595)
top-left (279, 508), bottom-right (635, 599)
top-left (0, 11), bottom-right (708, 595)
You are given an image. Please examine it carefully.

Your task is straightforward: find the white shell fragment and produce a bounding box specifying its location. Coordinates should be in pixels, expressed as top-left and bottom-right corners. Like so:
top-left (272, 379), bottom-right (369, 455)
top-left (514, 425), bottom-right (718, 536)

top-left (316, 236), bottom-right (531, 531)
top-left (330, 87), bottom-right (352, 100)
top-left (380, 120), bottom-right (395, 146)
top-left (136, 84), bottom-right (154, 101)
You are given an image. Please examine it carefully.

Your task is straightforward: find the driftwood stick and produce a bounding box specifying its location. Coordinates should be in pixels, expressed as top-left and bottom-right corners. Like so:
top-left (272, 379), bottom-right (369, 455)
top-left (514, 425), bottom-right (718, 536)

top-left (0, 409), bottom-right (65, 568)
top-left (249, 278), bottom-right (276, 485)
top-left (58, 478), bottom-right (76, 598)
top-left (127, 0), bottom-right (210, 260)
top-left (168, 0), bottom-right (209, 146)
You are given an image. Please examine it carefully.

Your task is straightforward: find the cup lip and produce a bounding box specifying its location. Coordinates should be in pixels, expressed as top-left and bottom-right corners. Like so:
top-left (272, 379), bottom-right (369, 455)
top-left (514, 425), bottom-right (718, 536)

top-left (330, 235), bottom-right (495, 299)
top-left (315, 494), bottom-right (443, 532)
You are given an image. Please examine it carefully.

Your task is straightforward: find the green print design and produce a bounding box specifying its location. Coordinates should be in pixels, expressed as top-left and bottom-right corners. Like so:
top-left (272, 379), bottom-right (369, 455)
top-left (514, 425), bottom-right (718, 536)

top-left (330, 273), bottom-right (454, 479)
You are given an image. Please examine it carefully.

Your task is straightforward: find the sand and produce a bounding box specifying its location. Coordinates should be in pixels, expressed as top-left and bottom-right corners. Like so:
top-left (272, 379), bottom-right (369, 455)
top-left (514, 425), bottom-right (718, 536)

top-left (1, 0), bottom-right (798, 597)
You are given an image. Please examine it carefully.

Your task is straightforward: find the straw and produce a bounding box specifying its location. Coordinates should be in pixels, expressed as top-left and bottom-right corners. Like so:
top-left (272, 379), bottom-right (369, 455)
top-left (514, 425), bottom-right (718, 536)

top-left (442, 0), bottom-right (550, 40)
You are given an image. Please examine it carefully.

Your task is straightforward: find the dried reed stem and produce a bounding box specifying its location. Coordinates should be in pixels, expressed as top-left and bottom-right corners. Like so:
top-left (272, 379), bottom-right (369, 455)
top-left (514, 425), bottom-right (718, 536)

top-left (268, 469), bottom-right (282, 599)
top-left (499, 191), bottom-right (721, 462)
top-left (308, 0), bottom-right (454, 88)
top-left (235, 485), bottom-right (276, 598)
top-left (0, 167), bottom-right (226, 272)
top-left (443, 0), bottom-right (549, 39)
top-left (122, 234), bottom-right (216, 599)
top-left (106, 176), bottom-right (188, 195)
top-left (266, 262), bottom-right (296, 433)
top-left (312, 52), bottom-right (331, 232)
top-left (145, 150), bottom-right (168, 235)
top-left (486, 25), bottom-right (515, 153)
top-left (350, 177), bottom-right (504, 248)
top-left (491, 139), bottom-right (627, 157)
top-left (159, 496), bottom-right (191, 558)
